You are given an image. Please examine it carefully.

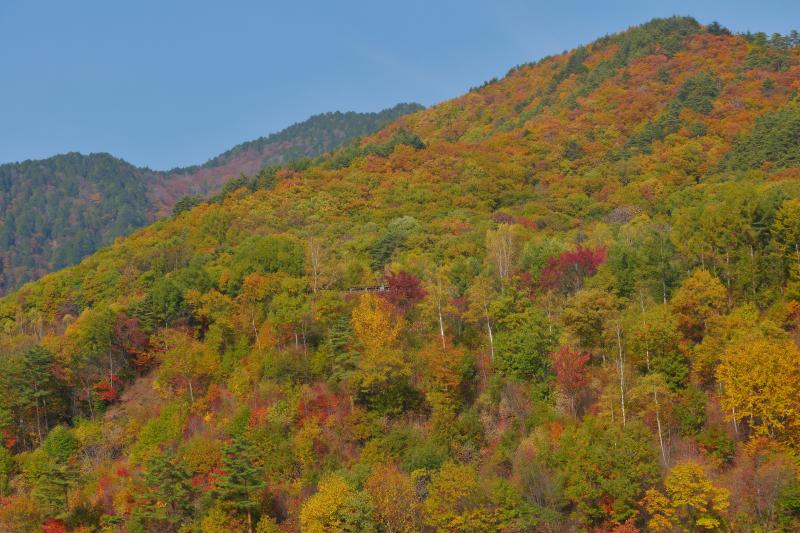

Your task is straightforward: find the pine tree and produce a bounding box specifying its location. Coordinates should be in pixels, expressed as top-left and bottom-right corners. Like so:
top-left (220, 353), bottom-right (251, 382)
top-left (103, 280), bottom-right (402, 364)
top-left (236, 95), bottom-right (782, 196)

top-left (215, 434), bottom-right (265, 533)
top-left (22, 346), bottom-right (58, 445)
top-left (327, 316), bottom-right (356, 384)
top-left (26, 426), bottom-right (78, 516)
top-left (0, 446), bottom-right (13, 496)
top-left (134, 452), bottom-right (195, 532)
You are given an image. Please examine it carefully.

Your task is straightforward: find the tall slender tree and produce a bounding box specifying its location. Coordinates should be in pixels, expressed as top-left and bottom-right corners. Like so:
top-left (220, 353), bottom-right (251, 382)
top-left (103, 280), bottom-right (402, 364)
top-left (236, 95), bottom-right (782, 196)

top-left (215, 434), bottom-right (265, 533)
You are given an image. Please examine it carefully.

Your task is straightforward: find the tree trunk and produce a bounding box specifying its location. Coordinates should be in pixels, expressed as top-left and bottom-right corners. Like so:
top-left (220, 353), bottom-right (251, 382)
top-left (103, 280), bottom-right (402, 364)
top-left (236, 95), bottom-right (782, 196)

top-left (42, 394), bottom-right (49, 433)
top-left (34, 396), bottom-right (42, 444)
top-left (616, 325), bottom-right (626, 427)
top-left (640, 292), bottom-right (651, 373)
top-left (654, 388), bottom-right (667, 466)
top-left (795, 243), bottom-right (800, 280)
top-left (252, 316), bottom-right (261, 350)
top-left (485, 309), bottom-right (495, 361)
top-left (438, 301), bottom-right (446, 349)
top-left (720, 382), bottom-right (739, 436)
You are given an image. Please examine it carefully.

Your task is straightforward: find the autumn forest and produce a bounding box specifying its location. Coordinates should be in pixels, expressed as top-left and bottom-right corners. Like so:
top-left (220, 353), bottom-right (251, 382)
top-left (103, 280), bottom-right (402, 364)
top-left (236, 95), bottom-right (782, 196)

top-left (1, 16), bottom-right (800, 532)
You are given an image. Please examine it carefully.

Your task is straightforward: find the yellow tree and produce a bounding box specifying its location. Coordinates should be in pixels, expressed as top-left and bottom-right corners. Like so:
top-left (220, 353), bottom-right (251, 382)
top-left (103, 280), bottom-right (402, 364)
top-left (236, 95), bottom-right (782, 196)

top-left (692, 304), bottom-right (761, 387)
top-left (716, 337), bottom-right (800, 448)
top-left (670, 269), bottom-right (727, 342)
top-left (237, 273), bottom-right (270, 349)
top-left (422, 462), bottom-right (499, 532)
top-left (153, 329), bottom-right (219, 403)
top-left (664, 462), bottom-right (729, 531)
top-left (352, 293), bottom-right (402, 354)
top-left (420, 341), bottom-right (467, 441)
top-left (351, 294), bottom-right (412, 412)
top-left (365, 462), bottom-right (419, 532)
top-left (299, 474), bottom-right (376, 532)
top-left (643, 461), bottom-right (730, 531)
top-left (561, 288), bottom-right (620, 363)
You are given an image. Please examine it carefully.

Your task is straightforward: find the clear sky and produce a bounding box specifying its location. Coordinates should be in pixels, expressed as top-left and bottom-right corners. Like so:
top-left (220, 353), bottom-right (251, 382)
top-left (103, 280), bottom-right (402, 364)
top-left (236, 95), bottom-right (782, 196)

top-left (1, 0), bottom-right (798, 170)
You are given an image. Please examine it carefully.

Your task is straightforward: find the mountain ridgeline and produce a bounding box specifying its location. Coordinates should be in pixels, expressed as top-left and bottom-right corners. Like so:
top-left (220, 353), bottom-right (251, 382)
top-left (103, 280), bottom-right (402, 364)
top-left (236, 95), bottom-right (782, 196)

top-left (0, 103), bottom-right (423, 295)
top-left (2, 17), bottom-right (800, 532)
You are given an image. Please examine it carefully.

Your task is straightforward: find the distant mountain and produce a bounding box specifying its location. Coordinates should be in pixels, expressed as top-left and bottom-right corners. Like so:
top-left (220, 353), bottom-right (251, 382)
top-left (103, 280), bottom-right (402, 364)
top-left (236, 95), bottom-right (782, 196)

top-left (0, 103), bottom-right (423, 294)
top-left (147, 103), bottom-right (424, 215)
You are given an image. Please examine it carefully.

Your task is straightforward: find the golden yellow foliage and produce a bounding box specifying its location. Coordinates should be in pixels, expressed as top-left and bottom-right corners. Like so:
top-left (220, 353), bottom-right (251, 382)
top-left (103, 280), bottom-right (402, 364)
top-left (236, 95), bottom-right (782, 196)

top-left (201, 504), bottom-right (245, 533)
top-left (643, 461), bottom-right (729, 531)
top-left (365, 462), bottom-right (419, 532)
top-left (300, 474), bottom-right (376, 532)
top-left (717, 337), bottom-right (800, 448)
top-left (422, 462), bottom-right (498, 532)
top-left (351, 294), bottom-right (403, 354)
top-left (670, 269), bottom-right (726, 341)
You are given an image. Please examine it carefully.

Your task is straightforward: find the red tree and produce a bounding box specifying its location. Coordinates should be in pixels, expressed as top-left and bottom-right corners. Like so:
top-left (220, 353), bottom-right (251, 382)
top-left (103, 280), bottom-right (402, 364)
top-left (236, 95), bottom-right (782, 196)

top-left (93, 374), bottom-right (123, 403)
top-left (551, 346), bottom-right (590, 416)
top-left (41, 519), bottom-right (67, 533)
top-left (539, 245), bottom-right (606, 294)
top-left (113, 313), bottom-right (150, 371)
top-left (383, 271), bottom-right (427, 313)
top-left (491, 211), bottom-right (516, 224)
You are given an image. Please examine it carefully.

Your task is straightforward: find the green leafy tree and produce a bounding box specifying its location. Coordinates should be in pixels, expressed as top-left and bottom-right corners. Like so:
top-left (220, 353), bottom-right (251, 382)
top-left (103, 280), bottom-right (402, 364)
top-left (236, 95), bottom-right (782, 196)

top-left (553, 418), bottom-right (659, 526)
top-left (149, 277), bottom-right (188, 328)
top-left (494, 307), bottom-right (558, 380)
top-left (627, 304), bottom-right (687, 389)
top-left (773, 199), bottom-right (800, 297)
top-left (561, 288), bottom-right (620, 360)
top-left (422, 462), bottom-right (517, 532)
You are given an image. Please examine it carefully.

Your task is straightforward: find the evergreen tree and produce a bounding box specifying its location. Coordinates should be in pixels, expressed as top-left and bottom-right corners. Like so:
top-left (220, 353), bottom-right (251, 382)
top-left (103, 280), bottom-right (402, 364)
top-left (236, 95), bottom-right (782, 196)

top-left (25, 426), bottom-right (78, 516)
top-left (133, 452), bottom-right (196, 532)
top-left (215, 434), bottom-right (265, 533)
top-left (22, 347), bottom-right (60, 443)
top-left (327, 316), bottom-right (356, 384)
top-left (0, 446), bottom-right (14, 497)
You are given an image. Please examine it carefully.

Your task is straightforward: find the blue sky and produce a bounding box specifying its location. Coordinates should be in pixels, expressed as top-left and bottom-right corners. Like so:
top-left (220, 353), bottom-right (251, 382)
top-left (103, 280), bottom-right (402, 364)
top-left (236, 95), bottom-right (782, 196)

top-left (1, 1), bottom-right (798, 170)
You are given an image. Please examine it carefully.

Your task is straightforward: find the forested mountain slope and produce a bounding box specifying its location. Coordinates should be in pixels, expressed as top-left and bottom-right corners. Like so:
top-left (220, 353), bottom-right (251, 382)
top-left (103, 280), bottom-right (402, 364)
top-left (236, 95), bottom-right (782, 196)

top-left (2, 17), bottom-right (800, 532)
top-left (0, 103), bottom-right (422, 295)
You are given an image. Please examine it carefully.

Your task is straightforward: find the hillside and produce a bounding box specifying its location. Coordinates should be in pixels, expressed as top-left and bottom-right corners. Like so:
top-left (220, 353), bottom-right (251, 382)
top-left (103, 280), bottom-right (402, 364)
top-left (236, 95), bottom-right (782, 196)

top-left (2, 17), bottom-right (800, 532)
top-left (0, 103), bottom-right (423, 295)
top-left (146, 104), bottom-right (425, 216)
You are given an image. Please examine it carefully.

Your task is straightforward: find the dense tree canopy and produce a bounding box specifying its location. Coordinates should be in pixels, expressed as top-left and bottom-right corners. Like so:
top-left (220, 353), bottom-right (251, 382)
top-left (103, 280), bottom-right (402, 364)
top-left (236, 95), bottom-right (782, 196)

top-left (0, 17), bottom-right (799, 532)
top-left (0, 104), bottom-right (423, 296)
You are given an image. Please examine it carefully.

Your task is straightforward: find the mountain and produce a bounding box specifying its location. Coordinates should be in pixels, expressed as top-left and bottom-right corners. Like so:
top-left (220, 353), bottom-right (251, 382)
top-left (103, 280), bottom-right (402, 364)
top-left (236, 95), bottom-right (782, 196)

top-left (2, 17), bottom-right (800, 532)
top-left (145, 103), bottom-right (425, 216)
top-left (0, 103), bottom-right (423, 295)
